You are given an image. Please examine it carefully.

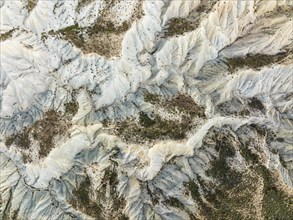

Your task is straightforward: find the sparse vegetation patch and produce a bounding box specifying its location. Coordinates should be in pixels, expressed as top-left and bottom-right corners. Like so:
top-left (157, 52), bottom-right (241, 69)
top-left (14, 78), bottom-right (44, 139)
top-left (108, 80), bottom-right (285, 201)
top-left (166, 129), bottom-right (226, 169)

top-left (258, 166), bottom-right (293, 219)
top-left (206, 129), bottom-right (242, 189)
top-left (144, 93), bottom-right (206, 118)
top-left (165, 197), bottom-right (185, 209)
top-left (226, 53), bottom-right (288, 73)
top-left (216, 96), bottom-right (266, 117)
top-left (164, 18), bottom-right (195, 37)
top-left (0, 29), bottom-right (14, 42)
top-left (248, 97), bottom-right (265, 112)
top-left (165, 94), bottom-right (206, 118)
top-left (113, 113), bottom-right (190, 143)
top-left (70, 175), bottom-right (102, 219)
top-left (5, 130), bottom-right (31, 149)
top-left (104, 93), bottom-right (206, 143)
top-left (69, 167), bottom-right (126, 219)
top-left (163, 0), bottom-right (217, 38)
top-left (144, 93), bottom-right (161, 104)
top-left (65, 101), bottom-right (79, 116)
top-left (27, 0), bottom-right (38, 12)
top-left (184, 126), bottom-right (293, 219)
top-left (31, 110), bottom-right (71, 158)
top-left (49, 20), bottom-right (126, 58)
top-left (4, 103), bottom-right (79, 161)
top-left (48, 0), bottom-right (142, 58)
top-left (76, 0), bottom-right (95, 12)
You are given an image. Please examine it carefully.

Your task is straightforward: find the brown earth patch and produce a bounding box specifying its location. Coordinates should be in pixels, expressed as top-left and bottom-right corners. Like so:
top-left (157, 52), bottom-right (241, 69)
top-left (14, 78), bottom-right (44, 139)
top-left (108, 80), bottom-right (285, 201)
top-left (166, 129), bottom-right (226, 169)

top-left (0, 29), bottom-right (14, 42)
top-left (4, 101), bottom-right (78, 161)
top-left (27, 0), bottom-right (38, 12)
top-left (185, 126), bottom-right (293, 219)
top-left (103, 93), bottom-right (206, 143)
top-left (226, 52), bottom-right (288, 73)
top-left (69, 167), bottom-right (127, 219)
top-left (163, 0), bottom-right (217, 38)
top-left (49, 0), bottom-right (143, 58)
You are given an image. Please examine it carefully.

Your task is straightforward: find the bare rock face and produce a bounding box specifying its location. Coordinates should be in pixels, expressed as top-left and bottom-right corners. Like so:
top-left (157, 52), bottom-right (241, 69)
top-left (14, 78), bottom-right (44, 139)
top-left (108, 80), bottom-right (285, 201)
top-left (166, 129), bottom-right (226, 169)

top-left (1, 0), bottom-right (293, 219)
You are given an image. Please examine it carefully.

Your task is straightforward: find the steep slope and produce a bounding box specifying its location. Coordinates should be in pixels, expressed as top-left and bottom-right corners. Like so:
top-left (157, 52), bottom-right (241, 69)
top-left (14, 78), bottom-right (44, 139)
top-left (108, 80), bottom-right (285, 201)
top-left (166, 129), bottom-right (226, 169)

top-left (1, 0), bottom-right (293, 219)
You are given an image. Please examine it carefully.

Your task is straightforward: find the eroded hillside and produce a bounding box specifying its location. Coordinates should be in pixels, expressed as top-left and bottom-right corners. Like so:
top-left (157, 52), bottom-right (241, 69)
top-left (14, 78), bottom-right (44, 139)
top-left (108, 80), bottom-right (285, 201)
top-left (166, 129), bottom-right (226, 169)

top-left (1, 0), bottom-right (293, 219)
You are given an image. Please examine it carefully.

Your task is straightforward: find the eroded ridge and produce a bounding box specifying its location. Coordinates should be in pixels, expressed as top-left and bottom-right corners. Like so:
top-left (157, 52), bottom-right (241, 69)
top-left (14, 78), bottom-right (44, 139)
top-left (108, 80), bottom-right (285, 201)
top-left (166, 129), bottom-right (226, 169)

top-left (1, 0), bottom-right (293, 219)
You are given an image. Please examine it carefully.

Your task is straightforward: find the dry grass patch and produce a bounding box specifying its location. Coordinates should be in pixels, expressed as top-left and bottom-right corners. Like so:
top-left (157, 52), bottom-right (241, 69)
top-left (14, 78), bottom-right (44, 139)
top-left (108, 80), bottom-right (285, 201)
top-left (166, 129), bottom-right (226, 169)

top-left (31, 110), bottom-right (71, 158)
top-left (69, 168), bottom-right (126, 219)
top-left (70, 175), bottom-right (103, 219)
top-left (104, 93), bottom-right (206, 143)
top-left (4, 100), bottom-right (78, 160)
top-left (65, 101), bottom-right (79, 116)
top-left (49, 0), bottom-right (143, 58)
top-left (0, 29), bottom-right (14, 42)
top-left (164, 18), bottom-right (195, 38)
top-left (185, 126), bottom-right (293, 219)
top-left (52, 21), bottom-right (126, 58)
top-left (226, 52), bottom-right (288, 73)
top-left (164, 94), bottom-right (206, 118)
top-left (76, 0), bottom-right (95, 12)
top-left (27, 0), bottom-right (37, 12)
top-left (4, 110), bottom-right (71, 158)
top-left (164, 0), bottom-right (217, 38)
top-left (109, 113), bottom-right (192, 143)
